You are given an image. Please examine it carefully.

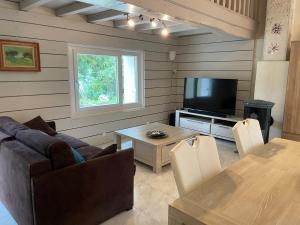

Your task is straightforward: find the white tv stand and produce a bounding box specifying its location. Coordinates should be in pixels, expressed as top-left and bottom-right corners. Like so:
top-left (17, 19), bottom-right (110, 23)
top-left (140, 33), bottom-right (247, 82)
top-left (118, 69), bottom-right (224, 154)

top-left (175, 110), bottom-right (243, 141)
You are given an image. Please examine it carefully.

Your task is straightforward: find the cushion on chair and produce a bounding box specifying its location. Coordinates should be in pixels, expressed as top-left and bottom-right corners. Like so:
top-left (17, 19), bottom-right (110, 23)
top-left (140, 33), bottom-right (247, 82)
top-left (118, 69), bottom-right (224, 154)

top-left (0, 116), bottom-right (28, 136)
top-left (24, 116), bottom-right (57, 136)
top-left (16, 129), bottom-right (75, 170)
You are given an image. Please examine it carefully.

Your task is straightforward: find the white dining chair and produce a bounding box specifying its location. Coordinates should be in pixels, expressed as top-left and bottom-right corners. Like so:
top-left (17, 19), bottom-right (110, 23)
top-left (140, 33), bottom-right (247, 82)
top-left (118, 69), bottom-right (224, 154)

top-left (232, 118), bottom-right (264, 157)
top-left (170, 136), bottom-right (222, 197)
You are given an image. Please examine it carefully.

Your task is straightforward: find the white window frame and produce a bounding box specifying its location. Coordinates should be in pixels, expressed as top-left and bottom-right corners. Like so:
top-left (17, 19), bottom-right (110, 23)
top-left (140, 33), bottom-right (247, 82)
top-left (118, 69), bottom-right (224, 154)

top-left (68, 44), bottom-right (145, 118)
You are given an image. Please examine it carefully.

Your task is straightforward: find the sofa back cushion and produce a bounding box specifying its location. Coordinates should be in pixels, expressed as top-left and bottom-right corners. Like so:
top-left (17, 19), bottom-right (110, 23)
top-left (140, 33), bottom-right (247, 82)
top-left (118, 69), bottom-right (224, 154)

top-left (24, 116), bottom-right (57, 136)
top-left (16, 129), bottom-right (75, 170)
top-left (0, 116), bottom-right (28, 136)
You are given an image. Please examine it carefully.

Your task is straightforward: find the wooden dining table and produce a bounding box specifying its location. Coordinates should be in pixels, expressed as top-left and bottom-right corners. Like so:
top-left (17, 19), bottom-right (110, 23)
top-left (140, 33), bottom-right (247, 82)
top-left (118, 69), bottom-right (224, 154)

top-left (168, 138), bottom-right (300, 225)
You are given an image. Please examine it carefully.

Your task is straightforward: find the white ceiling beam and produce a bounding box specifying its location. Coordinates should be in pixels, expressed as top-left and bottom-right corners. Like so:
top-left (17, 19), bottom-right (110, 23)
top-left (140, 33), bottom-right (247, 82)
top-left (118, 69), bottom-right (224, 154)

top-left (113, 17), bottom-right (147, 28)
top-left (56, 2), bottom-right (100, 17)
top-left (135, 23), bottom-right (160, 31)
top-left (113, 19), bottom-right (129, 28)
top-left (19, 0), bottom-right (53, 10)
top-left (75, 0), bottom-right (125, 9)
top-left (172, 30), bottom-right (212, 37)
top-left (152, 25), bottom-right (197, 35)
top-left (88, 10), bottom-right (124, 23)
top-left (120, 0), bottom-right (256, 39)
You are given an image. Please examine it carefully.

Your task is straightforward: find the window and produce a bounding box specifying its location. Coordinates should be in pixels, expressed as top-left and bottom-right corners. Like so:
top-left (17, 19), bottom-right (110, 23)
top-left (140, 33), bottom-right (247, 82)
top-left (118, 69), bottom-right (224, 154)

top-left (69, 45), bottom-right (144, 117)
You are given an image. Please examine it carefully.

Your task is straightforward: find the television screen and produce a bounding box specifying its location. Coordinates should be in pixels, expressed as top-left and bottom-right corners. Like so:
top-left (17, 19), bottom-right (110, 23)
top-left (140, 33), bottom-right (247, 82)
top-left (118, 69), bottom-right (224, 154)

top-left (183, 78), bottom-right (238, 116)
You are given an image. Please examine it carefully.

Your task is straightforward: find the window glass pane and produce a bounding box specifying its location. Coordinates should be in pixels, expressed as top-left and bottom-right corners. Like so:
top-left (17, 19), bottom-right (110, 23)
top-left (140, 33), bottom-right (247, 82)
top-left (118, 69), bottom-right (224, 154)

top-left (77, 53), bottom-right (118, 108)
top-left (122, 55), bottom-right (138, 104)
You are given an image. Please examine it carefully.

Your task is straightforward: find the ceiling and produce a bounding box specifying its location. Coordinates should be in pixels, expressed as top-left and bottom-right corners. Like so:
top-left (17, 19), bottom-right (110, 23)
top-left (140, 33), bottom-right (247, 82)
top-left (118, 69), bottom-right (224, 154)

top-left (17, 0), bottom-right (214, 37)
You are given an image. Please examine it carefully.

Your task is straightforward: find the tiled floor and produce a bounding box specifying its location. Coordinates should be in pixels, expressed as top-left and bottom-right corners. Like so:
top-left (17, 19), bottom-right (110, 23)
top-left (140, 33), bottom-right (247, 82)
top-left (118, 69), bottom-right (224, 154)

top-left (0, 139), bottom-right (239, 225)
top-left (102, 139), bottom-right (239, 225)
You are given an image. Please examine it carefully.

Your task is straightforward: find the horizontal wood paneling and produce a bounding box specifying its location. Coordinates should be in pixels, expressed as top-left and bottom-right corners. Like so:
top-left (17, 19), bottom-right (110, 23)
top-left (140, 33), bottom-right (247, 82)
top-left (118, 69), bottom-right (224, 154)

top-left (177, 61), bottom-right (253, 71)
top-left (174, 33), bottom-right (255, 116)
top-left (0, 81), bottom-right (69, 97)
top-left (0, 20), bottom-right (174, 53)
top-left (177, 33), bottom-right (243, 45)
top-left (176, 71), bottom-right (252, 81)
top-left (176, 51), bottom-right (253, 62)
top-left (177, 40), bottom-right (254, 54)
top-left (0, 1), bottom-right (176, 146)
top-left (0, 94), bottom-right (70, 112)
top-left (0, 68), bottom-right (69, 81)
top-left (0, 2), bottom-right (256, 145)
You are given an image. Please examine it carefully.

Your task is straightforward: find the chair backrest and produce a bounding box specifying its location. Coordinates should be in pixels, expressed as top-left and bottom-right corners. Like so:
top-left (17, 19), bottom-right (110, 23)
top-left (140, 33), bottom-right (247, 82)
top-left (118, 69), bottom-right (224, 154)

top-left (170, 136), bottom-right (222, 197)
top-left (232, 119), bottom-right (264, 157)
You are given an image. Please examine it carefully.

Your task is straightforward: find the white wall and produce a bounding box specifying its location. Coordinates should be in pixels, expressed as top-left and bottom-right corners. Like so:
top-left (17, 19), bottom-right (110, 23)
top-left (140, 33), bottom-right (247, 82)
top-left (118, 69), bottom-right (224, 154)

top-left (174, 33), bottom-right (256, 116)
top-left (0, 0), bottom-right (177, 146)
top-left (0, 0), bottom-right (262, 146)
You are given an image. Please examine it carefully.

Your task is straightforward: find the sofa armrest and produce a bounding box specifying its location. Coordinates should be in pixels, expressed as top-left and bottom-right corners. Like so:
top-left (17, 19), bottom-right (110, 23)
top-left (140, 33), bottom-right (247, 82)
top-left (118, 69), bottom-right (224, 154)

top-left (0, 141), bottom-right (51, 225)
top-left (31, 148), bottom-right (134, 225)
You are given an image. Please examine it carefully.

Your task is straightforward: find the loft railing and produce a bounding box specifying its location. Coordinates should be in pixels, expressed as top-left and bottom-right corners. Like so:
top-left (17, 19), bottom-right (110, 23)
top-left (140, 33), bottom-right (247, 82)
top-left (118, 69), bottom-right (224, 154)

top-left (209, 0), bottom-right (258, 19)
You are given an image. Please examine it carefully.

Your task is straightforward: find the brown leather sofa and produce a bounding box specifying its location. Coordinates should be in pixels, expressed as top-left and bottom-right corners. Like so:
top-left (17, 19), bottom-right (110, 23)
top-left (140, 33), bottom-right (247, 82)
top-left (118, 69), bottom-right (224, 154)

top-left (0, 116), bottom-right (135, 225)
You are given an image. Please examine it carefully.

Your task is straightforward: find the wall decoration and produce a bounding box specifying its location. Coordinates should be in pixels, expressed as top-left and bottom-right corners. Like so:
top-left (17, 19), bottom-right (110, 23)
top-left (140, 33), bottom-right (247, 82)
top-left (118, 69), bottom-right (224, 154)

top-left (272, 23), bottom-right (282, 34)
top-left (267, 43), bottom-right (280, 55)
top-left (0, 40), bottom-right (41, 72)
top-left (262, 0), bottom-right (292, 61)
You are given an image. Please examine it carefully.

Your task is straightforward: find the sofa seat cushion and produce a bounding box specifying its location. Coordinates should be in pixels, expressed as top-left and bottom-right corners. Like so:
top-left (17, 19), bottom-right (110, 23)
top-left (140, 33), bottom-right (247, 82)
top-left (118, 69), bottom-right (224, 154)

top-left (24, 116), bottom-right (57, 136)
top-left (77, 144), bottom-right (117, 160)
top-left (0, 116), bottom-right (28, 136)
top-left (16, 129), bottom-right (75, 170)
top-left (55, 133), bottom-right (89, 149)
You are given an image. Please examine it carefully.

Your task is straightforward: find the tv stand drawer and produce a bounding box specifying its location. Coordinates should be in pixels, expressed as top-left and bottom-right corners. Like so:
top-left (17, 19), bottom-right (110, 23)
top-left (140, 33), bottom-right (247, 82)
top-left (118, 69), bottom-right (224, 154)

top-left (211, 124), bottom-right (234, 139)
top-left (179, 118), bottom-right (211, 134)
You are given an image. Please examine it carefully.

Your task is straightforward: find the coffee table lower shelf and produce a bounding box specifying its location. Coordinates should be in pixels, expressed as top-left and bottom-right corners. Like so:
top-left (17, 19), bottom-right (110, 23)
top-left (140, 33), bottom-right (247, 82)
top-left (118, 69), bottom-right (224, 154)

top-left (114, 123), bottom-right (199, 173)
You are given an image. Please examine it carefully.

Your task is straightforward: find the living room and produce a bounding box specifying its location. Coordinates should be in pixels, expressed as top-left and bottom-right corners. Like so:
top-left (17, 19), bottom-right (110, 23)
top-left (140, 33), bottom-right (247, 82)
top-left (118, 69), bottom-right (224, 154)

top-left (0, 0), bottom-right (300, 224)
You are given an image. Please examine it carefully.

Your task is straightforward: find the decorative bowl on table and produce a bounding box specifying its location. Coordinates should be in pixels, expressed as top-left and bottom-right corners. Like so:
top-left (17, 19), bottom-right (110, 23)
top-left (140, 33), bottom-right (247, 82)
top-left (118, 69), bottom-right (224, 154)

top-left (146, 130), bottom-right (168, 139)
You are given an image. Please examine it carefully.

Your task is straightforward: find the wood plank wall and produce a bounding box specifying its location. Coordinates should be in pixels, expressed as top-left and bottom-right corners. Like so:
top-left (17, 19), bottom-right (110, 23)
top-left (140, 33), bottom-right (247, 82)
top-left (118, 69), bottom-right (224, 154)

top-left (0, 0), bottom-right (177, 146)
top-left (174, 33), bottom-right (255, 116)
top-left (0, 1), bottom-right (256, 146)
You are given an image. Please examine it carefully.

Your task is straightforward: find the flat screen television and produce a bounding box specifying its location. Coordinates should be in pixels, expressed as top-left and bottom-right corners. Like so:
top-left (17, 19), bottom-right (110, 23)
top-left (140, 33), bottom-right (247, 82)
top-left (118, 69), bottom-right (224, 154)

top-left (183, 78), bottom-right (238, 116)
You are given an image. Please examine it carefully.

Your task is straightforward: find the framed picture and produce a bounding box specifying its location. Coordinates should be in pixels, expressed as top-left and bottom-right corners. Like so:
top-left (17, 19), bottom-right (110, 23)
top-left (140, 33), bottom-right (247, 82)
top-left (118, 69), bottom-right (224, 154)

top-left (0, 40), bottom-right (41, 72)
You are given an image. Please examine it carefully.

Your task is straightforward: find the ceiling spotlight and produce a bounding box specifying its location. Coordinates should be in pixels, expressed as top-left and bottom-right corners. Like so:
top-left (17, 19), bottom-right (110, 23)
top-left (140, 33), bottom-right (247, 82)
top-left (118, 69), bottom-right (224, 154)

top-left (162, 15), bottom-right (169, 20)
top-left (161, 22), bottom-right (169, 37)
top-left (150, 18), bottom-right (158, 28)
top-left (126, 14), bottom-right (135, 27)
top-left (161, 27), bottom-right (169, 37)
top-left (128, 18), bottom-right (135, 27)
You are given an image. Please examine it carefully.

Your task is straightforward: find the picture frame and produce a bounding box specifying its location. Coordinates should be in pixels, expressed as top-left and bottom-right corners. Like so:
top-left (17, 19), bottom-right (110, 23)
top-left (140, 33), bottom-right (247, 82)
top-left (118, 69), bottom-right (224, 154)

top-left (0, 40), bottom-right (41, 72)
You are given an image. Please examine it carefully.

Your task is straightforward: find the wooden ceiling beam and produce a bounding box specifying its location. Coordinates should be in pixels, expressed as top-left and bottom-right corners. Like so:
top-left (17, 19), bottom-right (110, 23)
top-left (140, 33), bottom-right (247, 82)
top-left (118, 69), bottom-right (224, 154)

top-left (19, 0), bottom-right (53, 10)
top-left (88, 9), bottom-right (124, 23)
top-left (56, 2), bottom-right (100, 17)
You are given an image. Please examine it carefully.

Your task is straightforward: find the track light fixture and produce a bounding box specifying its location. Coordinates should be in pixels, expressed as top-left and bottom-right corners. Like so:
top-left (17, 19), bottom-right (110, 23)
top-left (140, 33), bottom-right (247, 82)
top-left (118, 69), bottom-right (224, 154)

top-left (150, 18), bottom-right (158, 28)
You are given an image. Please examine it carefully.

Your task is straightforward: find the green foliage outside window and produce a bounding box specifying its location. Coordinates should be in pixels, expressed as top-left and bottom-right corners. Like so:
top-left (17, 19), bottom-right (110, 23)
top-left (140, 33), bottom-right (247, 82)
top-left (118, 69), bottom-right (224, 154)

top-left (77, 54), bottom-right (118, 108)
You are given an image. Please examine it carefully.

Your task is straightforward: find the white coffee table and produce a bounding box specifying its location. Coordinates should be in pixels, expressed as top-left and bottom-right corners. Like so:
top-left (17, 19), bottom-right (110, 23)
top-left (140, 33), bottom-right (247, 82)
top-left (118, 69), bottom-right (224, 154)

top-left (114, 122), bottom-right (198, 173)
